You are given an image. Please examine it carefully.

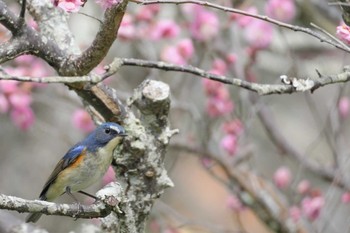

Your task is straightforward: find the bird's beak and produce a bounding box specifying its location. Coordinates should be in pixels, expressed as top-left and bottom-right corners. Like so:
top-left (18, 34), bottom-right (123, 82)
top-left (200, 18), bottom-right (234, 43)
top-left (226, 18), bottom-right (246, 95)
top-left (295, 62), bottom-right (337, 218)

top-left (119, 133), bottom-right (127, 137)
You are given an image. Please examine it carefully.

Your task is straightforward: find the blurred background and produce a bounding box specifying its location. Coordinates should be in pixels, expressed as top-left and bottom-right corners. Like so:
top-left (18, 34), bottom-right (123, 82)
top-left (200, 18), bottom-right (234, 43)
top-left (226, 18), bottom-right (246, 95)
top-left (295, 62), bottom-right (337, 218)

top-left (1, 0), bottom-right (350, 232)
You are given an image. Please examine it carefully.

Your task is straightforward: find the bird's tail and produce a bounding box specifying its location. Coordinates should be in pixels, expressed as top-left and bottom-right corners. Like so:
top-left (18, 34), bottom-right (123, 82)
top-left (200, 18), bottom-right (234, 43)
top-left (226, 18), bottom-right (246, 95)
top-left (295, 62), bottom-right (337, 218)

top-left (25, 213), bottom-right (43, 223)
top-left (25, 195), bottom-right (47, 223)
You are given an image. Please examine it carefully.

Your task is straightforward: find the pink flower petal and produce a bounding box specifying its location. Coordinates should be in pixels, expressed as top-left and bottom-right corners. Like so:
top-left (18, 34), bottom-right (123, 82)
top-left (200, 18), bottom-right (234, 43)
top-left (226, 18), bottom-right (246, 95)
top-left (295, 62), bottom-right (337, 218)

top-left (273, 166), bottom-right (292, 189)
top-left (72, 109), bottom-right (95, 133)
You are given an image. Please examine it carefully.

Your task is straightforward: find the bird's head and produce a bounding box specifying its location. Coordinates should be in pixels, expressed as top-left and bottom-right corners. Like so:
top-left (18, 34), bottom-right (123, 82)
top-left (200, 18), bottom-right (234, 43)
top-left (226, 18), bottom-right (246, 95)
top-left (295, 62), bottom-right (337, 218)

top-left (85, 122), bottom-right (127, 151)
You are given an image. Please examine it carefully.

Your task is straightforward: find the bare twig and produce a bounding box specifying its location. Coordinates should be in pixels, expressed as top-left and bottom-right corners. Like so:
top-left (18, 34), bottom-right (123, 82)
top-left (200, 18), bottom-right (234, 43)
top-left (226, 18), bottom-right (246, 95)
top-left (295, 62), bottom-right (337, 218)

top-left (119, 58), bottom-right (350, 95)
top-left (0, 58), bottom-right (122, 84)
top-left (310, 22), bottom-right (348, 49)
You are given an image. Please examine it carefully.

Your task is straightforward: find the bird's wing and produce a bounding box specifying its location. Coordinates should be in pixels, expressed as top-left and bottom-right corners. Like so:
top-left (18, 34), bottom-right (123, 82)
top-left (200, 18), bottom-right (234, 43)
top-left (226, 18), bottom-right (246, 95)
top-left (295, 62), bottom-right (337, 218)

top-left (39, 145), bottom-right (86, 199)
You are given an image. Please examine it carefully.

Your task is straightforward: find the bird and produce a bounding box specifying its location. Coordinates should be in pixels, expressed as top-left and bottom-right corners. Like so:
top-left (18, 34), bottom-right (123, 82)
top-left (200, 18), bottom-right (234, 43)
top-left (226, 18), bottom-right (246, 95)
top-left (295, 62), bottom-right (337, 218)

top-left (25, 122), bottom-right (127, 223)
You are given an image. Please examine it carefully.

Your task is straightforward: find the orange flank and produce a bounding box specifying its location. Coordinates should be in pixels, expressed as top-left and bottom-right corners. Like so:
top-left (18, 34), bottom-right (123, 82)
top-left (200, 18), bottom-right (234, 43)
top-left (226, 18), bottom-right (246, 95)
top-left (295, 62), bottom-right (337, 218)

top-left (67, 149), bottom-right (86, 169)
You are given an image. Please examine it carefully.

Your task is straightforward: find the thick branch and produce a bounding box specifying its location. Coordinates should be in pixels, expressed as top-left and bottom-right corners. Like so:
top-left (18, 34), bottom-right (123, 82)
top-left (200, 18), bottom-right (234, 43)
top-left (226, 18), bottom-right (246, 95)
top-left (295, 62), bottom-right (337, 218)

top-left (115, 80), bottom-right (176, 232)
top-left (63, 0), bottom-right (129, 75)
top-left (0, 0), bottom-right (24, 35)
top-left (0, 39), bottom-right (28, 64)
top-left (135, 0), bottom-right (350, 53)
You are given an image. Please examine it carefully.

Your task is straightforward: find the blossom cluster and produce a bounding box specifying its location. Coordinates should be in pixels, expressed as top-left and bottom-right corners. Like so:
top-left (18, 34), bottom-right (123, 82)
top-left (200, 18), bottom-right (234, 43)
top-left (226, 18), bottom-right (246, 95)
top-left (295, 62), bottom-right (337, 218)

top-left (0, 56), bottom-right (51, 130)
top-left (53, 0), bottom-right (120, 12)
top-left (272, 166), bottom-right (325, 221)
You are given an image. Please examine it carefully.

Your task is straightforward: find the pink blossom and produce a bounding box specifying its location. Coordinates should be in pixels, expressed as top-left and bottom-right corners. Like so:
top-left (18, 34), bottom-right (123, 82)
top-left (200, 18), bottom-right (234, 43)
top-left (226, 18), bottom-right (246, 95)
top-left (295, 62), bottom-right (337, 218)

top-left (227, 195), bottom-right (244, 211)
top-left (161, 39), bottom-right (194, 65)
top-left (265, 0), bottom-right (296, 23)
top-left (226, 53), bottom-right (237, 64)
top-left (230, 7), bottom-right (258, 28)
top-left (338, 96), bottom-right (350, 119)
top-left (220, 134), bottom-right (237, 155)
top-left (28, 19), bottom-right (38, 30)
top-left (72, 109), bottom-right (95, 133)
top-left (8, 92), bottom-right (32, 110)
top-left (289, 206), bottom-right (301, 222)
top-left (215, 86), bottom-right (231, 100)
top-left (10, 107), bottom-right (35, 130)
top-left (223, 120), bottom-right (243, 135)
top-left (15, 55), bottom-right (35, 64)
top-left (206, 97), bottom-right (234, 117)
top-left (30, 61), bottom-right (50, 77)
top-left (297, 180), bottom-right (310, 195)
top-left (336, 23), bottom-right (350, 45)
top-left (118, 14), bottom-right (136, 40)
top-left (202, 79), bottom-right (224, 96)
top-left (190, 8), bottom-right (219, 41)
top-left (161, 46), bottom-right (184, 65)
top-left (273, 166), bottom-right (292, 189)
top-left (244, 20), bottom-right (274, 49)
top-left (135, 5), bottom-right (160, 21)
top-left (212, 59), bottom-right (227, 75)
top-left (55, 0), bottom-right (84, 13)
top-left (0, 94), bottom-right (9, 113)
top-left (4, 66), bottom-right (26, 77)
top-left (177, 38), bottom-right (194, 61)
top-left (341, 192), bottom-right (350, 203)
top-left (301, 196), bottom-right (324, 221)
top-left (102, 166), bottom-right (116, 185)
top-left (96, 0), bottom-right (120, 9)
top-left (201, 157), bottom-right (213, 168)
top-left (0, 80), bottom-right (18, 94)
top-left (148, 20), bottom-right (180, 40)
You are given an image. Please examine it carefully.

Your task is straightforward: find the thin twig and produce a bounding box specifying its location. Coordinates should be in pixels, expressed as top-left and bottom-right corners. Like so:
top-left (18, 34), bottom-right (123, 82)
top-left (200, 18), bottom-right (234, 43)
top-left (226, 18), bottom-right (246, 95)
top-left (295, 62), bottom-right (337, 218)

top-left (310, 22), bottom-right (348, 49)
top-left (133, 0), bottom-right (350, 53)
top-left (0, 58), bottom-right (122, 84)
top-left (119, 58), bottom-right (350, 95)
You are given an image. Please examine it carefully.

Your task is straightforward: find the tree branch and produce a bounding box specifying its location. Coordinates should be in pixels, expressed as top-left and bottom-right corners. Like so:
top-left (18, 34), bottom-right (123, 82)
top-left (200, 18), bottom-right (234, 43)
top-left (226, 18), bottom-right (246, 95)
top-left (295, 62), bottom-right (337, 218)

top-left (119, 58), bottom-right (350, 95)
top-left (249, 94), bottom-right (350, 190)
top-left (0, 0), bottom-right (24, 35)
top-left (115, 79), bottom-right (177, 232)
top-left (134, 0), bottom-right (350, 53)
top-left (170, 143), bottom-right (307, 233)
top-left (63, 0), bottom-right (129, 75)
top-left (0, 182), bottom-right (124, 222)
top-left (0, 196), bottom-right (110, 219)
top-left (0, 58), bottom-right (122, 84)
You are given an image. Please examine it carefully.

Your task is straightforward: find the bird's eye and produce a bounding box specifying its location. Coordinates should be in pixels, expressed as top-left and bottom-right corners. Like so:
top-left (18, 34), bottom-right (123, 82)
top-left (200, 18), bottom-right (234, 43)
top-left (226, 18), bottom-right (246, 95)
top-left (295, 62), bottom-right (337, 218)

top-left (104, 128), bottom-right (111, 134)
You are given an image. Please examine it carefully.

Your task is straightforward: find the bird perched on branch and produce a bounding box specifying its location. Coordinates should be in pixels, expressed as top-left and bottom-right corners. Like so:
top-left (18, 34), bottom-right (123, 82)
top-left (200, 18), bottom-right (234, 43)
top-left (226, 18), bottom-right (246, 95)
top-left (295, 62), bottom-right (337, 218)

top-left (26, 122), bottom-right (127, 223)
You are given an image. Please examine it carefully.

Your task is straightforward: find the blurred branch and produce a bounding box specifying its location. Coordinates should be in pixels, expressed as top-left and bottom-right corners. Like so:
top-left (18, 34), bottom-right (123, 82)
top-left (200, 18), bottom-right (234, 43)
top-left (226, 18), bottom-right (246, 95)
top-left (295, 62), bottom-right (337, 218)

top-left (170, 143), bottom-right (307, 233)
top-left (134, 0), bottom-right (350, 53)
top-left (338, 0), bottom-right (350, 26)
top-left (249, 94), bottom-right (350, 190)
top-left (119, 58), bottom-right (350, 95)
